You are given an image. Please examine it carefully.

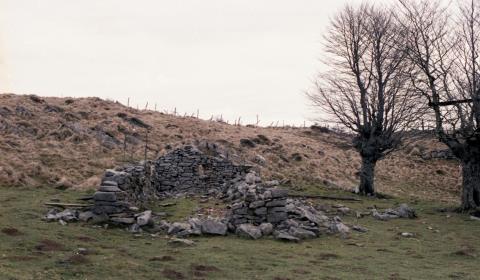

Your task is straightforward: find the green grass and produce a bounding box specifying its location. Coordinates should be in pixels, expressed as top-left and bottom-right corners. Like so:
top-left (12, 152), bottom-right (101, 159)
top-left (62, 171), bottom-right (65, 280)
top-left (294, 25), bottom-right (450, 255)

top-left (0, 186), bottom-right (479, 280)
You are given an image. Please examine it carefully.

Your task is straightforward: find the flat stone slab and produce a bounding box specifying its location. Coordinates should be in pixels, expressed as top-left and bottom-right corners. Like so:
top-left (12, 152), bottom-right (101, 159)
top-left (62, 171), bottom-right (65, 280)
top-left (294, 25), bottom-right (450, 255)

top-left (102, 180), bottom-right (118, 187)
top-left (93, 192), bottom-right (117, 202)
top-left (99, 185), bottom-right (122, 192)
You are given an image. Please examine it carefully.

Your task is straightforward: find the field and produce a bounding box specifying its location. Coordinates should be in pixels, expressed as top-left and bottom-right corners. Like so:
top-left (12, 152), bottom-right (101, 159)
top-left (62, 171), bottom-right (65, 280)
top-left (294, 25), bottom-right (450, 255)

top-left (1, 185), bottom-right (479, 280)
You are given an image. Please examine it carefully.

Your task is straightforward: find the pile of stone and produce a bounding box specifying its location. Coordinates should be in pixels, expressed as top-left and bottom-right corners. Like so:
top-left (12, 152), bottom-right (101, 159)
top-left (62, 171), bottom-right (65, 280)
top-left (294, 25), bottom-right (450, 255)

top-left (43, 145), bottom-right (374, 241)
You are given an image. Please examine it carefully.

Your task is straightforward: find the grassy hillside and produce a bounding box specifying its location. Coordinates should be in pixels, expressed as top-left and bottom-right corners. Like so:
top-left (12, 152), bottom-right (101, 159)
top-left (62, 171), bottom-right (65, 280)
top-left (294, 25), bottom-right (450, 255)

top-left (0, 93), bottom-right (460, 203)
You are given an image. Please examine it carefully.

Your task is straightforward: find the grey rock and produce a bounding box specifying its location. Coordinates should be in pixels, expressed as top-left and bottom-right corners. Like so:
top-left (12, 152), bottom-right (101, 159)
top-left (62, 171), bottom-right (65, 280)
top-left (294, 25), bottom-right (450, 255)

top-left (236, 224), bottom-right (262, 239)
top-left (270, 188), bottom-right (288, 198)
top-left (266, 199), bottom-right (287, 207)
top-left (396, 204), bottom-right (417, 219)
top-left (93, 192), bottom-right (117, 202)
top-left (168, 222), bottom-right (192, 235)
top-left (128, 223), bottom-right (142, 233)
top-left (201, 219), bottom-right (228, 235)
top-left (268, 207), bottom-right (286, 213)
top-left (274, 231), bottom-right (300, 242)
top-left (352, 225), bottom-right (368, 233)
top-left (168, 238), bottom-right (195, 246)
top-left (111, 217), bottom-right (135, 224)
top-left (249, 200), bottom-right (265, 209)
top-left (330, 222), bottom-right (350, 237)
top-left (79, 211), bottom-right (95, 222)
top-left (188, 218), bottom-right (202, 235)
top-left (102, 180), bottom-right (118, 187)
top-left (267, 212), bottom-right (288, 223)
top-left (98, 185), bottom-right (123, 192)
top-left (259, 223), bottom-right (274, 236)
top-left (254, 207), bottom-right (267, 216)
top-left (288, 227), bottom-right (317, 239)
top-left (136, 210), bottom-right (152, 226)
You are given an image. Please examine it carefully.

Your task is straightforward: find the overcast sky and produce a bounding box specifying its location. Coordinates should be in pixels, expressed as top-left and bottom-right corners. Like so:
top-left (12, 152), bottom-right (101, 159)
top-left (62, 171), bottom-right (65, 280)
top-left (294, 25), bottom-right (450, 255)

top-left (0, 0), bottom-right (385, 125)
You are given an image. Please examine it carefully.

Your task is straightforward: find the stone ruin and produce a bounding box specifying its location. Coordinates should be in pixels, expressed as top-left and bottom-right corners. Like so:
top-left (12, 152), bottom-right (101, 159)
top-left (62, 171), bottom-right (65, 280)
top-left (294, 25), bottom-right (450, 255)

top-left (45, 145), bottom-right (415, 241)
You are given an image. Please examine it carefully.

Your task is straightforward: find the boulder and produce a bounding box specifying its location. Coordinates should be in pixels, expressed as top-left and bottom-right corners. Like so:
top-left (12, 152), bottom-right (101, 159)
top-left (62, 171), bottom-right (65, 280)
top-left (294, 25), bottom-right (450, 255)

top-left (236, 224), bottom-right (262, 240)
top-left (201, 219), bottom-right (228, 235)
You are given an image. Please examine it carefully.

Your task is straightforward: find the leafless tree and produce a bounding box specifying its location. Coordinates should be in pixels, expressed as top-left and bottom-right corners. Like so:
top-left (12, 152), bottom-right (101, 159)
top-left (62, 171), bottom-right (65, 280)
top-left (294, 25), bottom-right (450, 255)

top-left (308, 3), bottom-right (420, 195)
top-left (399, 0), bottom-right (480, 210)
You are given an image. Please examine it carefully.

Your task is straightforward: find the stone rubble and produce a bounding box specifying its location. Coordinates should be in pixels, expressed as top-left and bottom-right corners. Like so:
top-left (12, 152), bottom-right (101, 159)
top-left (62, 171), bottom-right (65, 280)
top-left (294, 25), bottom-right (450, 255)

top-left (43, 145), bottom-right (416, 242)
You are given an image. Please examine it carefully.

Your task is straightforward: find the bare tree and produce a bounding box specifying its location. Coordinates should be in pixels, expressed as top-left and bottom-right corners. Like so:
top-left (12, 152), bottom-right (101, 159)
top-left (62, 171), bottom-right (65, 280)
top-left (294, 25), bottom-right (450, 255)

top-left (308, 3), bottom-right (420, 195)
top-left (399, 0), bottom-right (480, 210)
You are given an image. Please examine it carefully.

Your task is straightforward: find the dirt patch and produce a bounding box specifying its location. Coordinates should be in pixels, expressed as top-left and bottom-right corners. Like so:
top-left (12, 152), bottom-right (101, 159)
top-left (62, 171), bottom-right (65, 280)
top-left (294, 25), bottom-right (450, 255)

top-left (1, 227), bottom-right (23, 236)
top-left (273, 277), bottom-right (291, 280)
top-left (76, 236), bottom-right (97, 242)
top-left (35, 239), bottom-right (65, 252)
top-left (291, 269), bottom-right (310, 275)
top-left (65, 254), bottom-right (89, 265)
top-left (162, 269), bottom-right (185, 280)
top-left (316, 253), bottom-right (340, 260)
top-left (191, 264), bottom-right (220, 272)
top-left (3, 256), bottom-right (36, 262)
top-left (149, 255), bottom-right (175, 262)
top-left (453, 247), bottom-right (477, 258)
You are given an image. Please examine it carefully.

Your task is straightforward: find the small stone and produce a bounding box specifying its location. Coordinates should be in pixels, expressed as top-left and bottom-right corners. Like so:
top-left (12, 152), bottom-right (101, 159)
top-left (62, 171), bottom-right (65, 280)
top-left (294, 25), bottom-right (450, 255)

top-left (128, 224), bottom-right (142, 233)
top-left (400, 232), bottom-right (415, 238)
top-left (337, 207), bottom-right (350, 215)
top-left (59, 220), bottom-right (67, 226)
top-left (330, 222), bottom-right (350, 238)
top-left (79, 211), bottom-right (95, 222)
top-left (136, 210), bottom-right (152, 226)
top-left (259, 223), bottom-right (274, 236)
top-left (168, 238), bottom-right (195, 246)
top-left (352, 225), bottom-right (368, 233)
top-left (236, 224), bottom-right (262, 240)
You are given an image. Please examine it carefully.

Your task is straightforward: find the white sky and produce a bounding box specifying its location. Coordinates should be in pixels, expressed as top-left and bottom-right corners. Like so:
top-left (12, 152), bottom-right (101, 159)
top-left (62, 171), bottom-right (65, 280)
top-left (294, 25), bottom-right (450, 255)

top-left (0, 0), bottom-right (387, 125)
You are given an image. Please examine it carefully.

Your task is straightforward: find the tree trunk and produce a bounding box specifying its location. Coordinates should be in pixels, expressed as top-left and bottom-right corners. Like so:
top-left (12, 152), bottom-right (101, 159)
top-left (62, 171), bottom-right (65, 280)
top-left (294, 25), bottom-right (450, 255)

top-left (358, 156), bottom-right (377, 196)
top-left (461, 159), bottom-right (480, 210)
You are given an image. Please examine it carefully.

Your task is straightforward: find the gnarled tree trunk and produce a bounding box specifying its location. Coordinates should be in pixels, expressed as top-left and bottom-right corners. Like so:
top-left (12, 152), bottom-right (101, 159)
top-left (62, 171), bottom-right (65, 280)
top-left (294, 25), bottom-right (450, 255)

top-left (358, 156), bottom-right (377, 195)
top-left (461, 159), bottom-right (480, 210)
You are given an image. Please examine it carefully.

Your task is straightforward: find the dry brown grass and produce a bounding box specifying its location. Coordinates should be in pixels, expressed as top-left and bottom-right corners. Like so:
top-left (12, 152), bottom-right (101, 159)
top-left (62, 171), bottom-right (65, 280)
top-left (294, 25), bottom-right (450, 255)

top-left (0, 93), bottom-right (460, 202)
